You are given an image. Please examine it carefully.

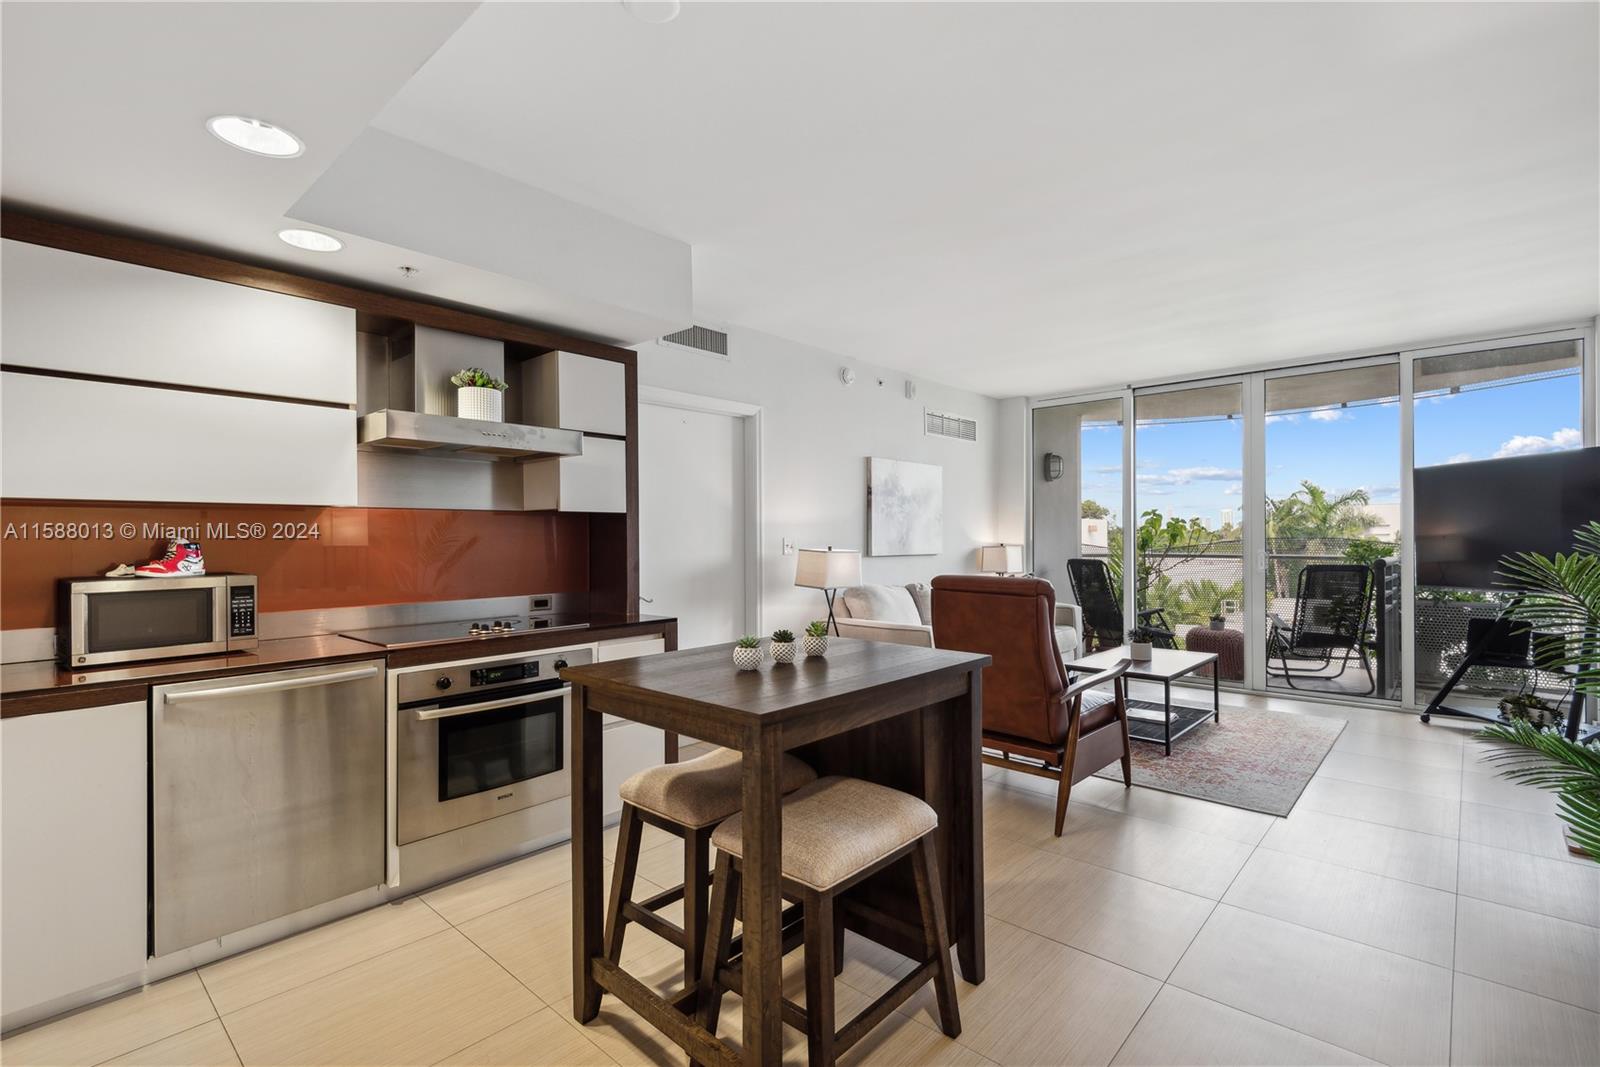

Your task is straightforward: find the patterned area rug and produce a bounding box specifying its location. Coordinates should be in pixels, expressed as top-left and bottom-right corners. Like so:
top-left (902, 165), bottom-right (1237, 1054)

top-left (1094, 705), bottom-right (1345, 816)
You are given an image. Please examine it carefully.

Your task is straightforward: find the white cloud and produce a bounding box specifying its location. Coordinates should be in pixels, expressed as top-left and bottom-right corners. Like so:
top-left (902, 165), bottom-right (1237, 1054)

top-left (1444, 452), bottom-right (1474, 465)
top-left (1493, 428), bottom-right (1581, 458)
top-left (1264, 413), bottom-right (1298, 425)
top-left (1136, 466), bottom-right (1242, 488)
top-left (1223, 483), bottom-right (1242, 497)
top-left (1307, 407), bottom-right (1348, 422)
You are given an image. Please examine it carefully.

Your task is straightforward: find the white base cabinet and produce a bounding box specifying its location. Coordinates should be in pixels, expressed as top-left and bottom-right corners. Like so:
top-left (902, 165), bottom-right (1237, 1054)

top-left (2, 702), bottom-right (148, 1028)
top-left (601, 720), bottom-right (666, 820)
top-left (1, 372), bottom-right (357, 505)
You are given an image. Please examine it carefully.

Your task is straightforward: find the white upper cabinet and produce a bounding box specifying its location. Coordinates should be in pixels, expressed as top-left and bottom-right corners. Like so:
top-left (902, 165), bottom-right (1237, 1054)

top-left (521, 436), bottom-right (626, 513)
top-left (522, 350), bottom-right (626, 435)
top-left (1, 372), bottom-right (357, 505)
top-left (1, 240), bottom-right (356, 405)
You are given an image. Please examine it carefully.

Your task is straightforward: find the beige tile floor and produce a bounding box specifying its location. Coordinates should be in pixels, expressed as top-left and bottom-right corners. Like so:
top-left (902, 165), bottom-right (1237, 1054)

top-left (4, 690), bottom-right (1597, 1066)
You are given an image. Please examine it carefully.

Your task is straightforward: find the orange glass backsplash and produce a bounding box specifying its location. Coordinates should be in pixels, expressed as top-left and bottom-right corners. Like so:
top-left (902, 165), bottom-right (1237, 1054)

top-left (0, 501), bottom-right (590, 631)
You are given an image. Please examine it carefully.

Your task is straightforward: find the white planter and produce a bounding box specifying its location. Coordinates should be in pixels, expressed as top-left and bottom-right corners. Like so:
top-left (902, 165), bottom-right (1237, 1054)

top-left (802, 634), bottom-right (829, 658)
top-left (457, 386), bottom-right (504, 422)
top-left (733, 645), bottom-right (763, 671)
top-left (1130, 641), bottom-right (1154, 660)
top-left (770, 641), bottom-right (796, 664)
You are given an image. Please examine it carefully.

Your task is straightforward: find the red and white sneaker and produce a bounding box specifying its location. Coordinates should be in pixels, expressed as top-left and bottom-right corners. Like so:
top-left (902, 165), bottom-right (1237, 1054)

top-left (135, 540), bottom-right (206, 577)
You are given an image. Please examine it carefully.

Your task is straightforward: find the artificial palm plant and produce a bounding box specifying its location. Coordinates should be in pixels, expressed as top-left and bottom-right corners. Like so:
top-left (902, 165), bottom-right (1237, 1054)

top-left (1475, 520), bottom-right (1600, 861)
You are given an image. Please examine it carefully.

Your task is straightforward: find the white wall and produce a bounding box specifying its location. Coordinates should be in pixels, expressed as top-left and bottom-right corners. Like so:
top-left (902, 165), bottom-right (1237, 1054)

top-left (636, 327), bottom-right (1003, 633)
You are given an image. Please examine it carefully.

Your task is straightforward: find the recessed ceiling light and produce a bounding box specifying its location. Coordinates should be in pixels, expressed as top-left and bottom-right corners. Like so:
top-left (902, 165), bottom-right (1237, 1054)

top-left (206, 115), bottom-right (304, 158)
top-left (622, 1), bottom-right (680, 24)
top-left (278, 229), bottom-right (342, 253)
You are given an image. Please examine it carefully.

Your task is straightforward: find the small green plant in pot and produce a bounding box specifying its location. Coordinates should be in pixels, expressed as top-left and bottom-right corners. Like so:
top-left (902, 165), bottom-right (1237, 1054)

top-left (732, 634), bottom-right (763, 671)
top-left (449, 367), bottom-right (508, 422)
top-left (1209, 605), bottom-right (1227, 631)
top-left (1126, 627), bottom-right (1155, 660)
top-left (803, 620), bottom-right (830, 658)
top-left (769, 629), bottom-right (797, 664)
top-left (1474, 521), bottom-right (1600, 861)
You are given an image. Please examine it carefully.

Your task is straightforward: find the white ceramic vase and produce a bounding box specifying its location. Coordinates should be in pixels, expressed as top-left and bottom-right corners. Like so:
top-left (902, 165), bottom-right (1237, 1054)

top-left (457, 386), bottom-right (504, 422)
top-left (802, 633), bottom-right (829, 658)
top-left (733, 645), bottom-right (763, 671)
top-left (770, 641), bottom-right (796, 664)
top-left (1130, 641), bottom-right (1154, 660)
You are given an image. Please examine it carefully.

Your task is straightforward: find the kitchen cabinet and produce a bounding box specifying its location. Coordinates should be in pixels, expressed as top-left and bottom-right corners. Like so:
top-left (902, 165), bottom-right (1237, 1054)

top-left (0, 371), bottom-right (357, 505)
top-left (596, 636), bottom-right (667, 662)
top-left (1, 701), bottom-right (147, 1026)
top-left (601, 720), bottom-right (666, 820)
top-left (596, 635), bottom-right (667, 724)
top-left (522, 350), bottom-right (626, 435)
top-left (1, 239), bottom-right (355, 405)
top-left (521, 436), bottom-right (626, 513)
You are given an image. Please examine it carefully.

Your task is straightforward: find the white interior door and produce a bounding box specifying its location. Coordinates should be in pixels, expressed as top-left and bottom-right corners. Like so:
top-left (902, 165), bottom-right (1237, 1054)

top-left (639, 402), bottom-right (748, 648)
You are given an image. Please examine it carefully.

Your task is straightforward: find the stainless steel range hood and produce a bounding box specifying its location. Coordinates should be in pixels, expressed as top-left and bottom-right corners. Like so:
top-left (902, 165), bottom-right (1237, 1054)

top-left (357, 409), bottom-right (582, 459)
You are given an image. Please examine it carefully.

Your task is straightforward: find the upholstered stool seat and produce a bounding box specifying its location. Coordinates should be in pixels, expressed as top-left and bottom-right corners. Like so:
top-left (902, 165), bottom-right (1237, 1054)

top-left (698, 776), bottom-right (960, 1065)
top-left (620, 746), bottom-right (817, 830)
top-left (710, 776), bottom-right (937, 891)
top-left (602, 747), bottom-right (817, 998)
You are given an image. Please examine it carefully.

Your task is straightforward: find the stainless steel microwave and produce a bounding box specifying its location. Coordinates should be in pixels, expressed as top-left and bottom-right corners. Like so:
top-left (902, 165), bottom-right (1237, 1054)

top-left (58, 574), bottom-right (258, 667)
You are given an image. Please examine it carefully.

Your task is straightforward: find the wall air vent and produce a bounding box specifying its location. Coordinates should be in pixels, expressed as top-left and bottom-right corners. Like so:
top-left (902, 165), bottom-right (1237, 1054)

top-left (924, 409), bottom-right (978, 442)
top-left (660, 325), bottom-right (730, 360)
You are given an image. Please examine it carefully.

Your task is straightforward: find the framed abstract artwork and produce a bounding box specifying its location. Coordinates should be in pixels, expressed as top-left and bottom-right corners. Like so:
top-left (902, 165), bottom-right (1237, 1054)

top-left (867, 457), bottom-right (943, 556)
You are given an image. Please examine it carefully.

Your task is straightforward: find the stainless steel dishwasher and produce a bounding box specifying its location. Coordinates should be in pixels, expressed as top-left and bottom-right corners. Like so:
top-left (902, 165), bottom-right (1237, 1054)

top-left (151, 659), bottom-right (386, 956)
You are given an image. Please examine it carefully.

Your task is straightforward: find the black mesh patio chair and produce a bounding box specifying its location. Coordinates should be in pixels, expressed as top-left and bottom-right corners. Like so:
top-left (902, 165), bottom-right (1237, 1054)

top-left (1065, 558), bottom-right (1177, 652)
top-left (1267, 563), bottom-right (1374, 694)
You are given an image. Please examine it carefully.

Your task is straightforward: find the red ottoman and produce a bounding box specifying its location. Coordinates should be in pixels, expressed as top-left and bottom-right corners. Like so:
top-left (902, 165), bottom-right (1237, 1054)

top-left (1185, 625), bottom-right (1245, 681)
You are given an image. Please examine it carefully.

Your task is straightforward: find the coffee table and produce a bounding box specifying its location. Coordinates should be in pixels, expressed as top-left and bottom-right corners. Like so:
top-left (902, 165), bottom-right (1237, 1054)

top-left (1064, 645), bottom-right (1220, 756)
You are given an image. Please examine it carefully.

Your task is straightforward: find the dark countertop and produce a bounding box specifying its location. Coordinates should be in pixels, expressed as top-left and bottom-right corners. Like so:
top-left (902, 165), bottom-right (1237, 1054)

top-left (1, 613), bottom-right (676, 718)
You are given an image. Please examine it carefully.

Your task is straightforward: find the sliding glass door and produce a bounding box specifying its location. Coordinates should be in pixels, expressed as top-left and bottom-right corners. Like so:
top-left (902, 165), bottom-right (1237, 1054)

top-left (1131, 382), bottom-right (1246, 678)
top-left (1262, 362), bottom-right (1401, 701)
top-left (1408, 338), bottom-right (1586, 710)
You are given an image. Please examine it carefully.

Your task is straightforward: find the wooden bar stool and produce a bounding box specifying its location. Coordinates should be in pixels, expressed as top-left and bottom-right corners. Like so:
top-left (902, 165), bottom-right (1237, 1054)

top-left (605, 747), bottom-right (817, 989)
top-left (697, 776), bottom-right (961, 1066)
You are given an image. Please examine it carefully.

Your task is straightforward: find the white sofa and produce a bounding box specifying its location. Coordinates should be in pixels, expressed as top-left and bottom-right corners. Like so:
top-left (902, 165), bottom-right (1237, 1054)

top-left (833, 581), bottom-right (1081, 656)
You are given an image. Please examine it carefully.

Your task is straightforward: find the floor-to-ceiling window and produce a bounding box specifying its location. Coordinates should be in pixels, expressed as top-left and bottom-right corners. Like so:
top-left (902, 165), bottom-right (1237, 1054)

top-left (1131, 382), bottom-right (1245, 673)
top-left (1263, 363), bottom-right (1401, 700)
top-left (1410, 338), bottom-right (1586, 708)
top-left (1030, 326), bottom-right (1591, 711)
top-left (1031, 396), bottom-right (1125, 618)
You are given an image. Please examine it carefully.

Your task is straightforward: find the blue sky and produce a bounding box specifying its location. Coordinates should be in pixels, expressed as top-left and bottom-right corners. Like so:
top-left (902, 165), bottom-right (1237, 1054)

top-left (1075, 372), bottom-right (1582, 529)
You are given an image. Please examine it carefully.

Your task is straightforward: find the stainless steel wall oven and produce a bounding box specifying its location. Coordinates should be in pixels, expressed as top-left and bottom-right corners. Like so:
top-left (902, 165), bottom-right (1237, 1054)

top-left (394, 646), bottom-right (590, 847)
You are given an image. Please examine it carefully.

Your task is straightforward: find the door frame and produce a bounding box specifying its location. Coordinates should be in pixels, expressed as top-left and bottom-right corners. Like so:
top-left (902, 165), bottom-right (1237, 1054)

top-left (638, 386), bottom-right (765, 638)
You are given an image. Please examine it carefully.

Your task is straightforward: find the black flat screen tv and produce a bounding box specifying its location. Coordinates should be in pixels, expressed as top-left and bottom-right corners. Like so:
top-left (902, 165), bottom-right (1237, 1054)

top-left (1415, 446), bottom-right (1600, 589)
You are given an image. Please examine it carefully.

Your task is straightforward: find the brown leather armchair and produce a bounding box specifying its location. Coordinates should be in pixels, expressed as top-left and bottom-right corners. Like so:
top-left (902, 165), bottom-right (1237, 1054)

top-left (931, 575), bottom-right (1132, 835)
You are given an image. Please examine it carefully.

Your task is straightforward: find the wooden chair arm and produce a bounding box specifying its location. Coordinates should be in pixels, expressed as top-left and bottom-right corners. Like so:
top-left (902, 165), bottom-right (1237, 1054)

top-left (1062, 659), bottom-right (1130, 702)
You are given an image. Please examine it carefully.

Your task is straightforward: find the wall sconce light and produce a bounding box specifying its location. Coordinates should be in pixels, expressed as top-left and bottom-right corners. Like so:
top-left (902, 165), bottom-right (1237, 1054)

top-left (1043, 453), bottom-right (1063, 481)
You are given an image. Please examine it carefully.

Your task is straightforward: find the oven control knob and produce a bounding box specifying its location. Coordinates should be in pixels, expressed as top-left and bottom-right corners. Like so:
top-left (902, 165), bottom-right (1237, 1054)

top-left (435, 676), bottom-right (453, 690)
top-left (553, 658), bottom-right (569, 672)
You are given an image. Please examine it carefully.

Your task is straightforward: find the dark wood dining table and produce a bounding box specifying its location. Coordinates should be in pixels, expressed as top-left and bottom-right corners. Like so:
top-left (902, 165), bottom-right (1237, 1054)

top-left (563, 638), bottom-right (990, 1066)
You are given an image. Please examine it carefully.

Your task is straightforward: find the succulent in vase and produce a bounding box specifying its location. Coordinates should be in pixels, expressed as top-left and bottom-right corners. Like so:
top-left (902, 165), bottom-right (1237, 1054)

top-left (450, 367), bottom-right (509, 422)
top-left (1126, 627), bottom-right (1155, 660)
top-left (1209, 610), bottom-right (1227, 631)
top-left (769, 629), bottom-right (797, 664)
top-left (733, 634), bottom-right (763, 671)
top-left (802, 620), bottom-right (830, 658)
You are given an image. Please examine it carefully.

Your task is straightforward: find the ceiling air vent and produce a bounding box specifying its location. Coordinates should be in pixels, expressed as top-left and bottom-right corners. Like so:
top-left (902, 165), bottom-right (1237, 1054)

top-left (660, 325), bottom-right (730, 360)
top-left (924, 409), bottom-right (977, 442)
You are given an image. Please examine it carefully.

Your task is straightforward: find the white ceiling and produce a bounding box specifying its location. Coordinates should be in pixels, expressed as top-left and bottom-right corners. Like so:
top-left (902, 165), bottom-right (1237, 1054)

top-left (5, 3), bottom-right (1598, 399)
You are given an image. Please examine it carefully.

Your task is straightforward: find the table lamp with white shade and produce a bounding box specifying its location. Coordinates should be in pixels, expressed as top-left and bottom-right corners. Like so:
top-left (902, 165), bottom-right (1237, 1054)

top-left (977, 543), bottom-right (1024, 576)
top-left (794, 547), bottom-right (862, 635)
